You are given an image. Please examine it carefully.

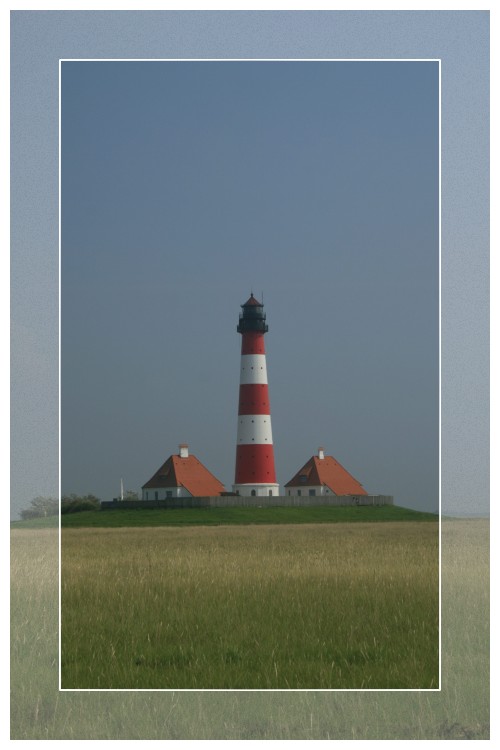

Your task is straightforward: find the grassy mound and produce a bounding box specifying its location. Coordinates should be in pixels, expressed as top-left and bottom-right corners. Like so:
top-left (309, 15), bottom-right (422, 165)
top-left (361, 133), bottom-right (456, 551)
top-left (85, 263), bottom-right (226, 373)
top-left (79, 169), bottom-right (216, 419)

top-left (59, 504), bottom-right (437, 528)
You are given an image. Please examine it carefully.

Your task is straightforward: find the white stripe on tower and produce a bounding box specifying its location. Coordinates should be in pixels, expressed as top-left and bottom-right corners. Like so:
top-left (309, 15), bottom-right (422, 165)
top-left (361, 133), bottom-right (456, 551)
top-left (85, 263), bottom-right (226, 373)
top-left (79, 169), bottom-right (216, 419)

top-left (239, 355), bottom-right (268, 384)
top-left (237, 415), bottom-right (273, 444)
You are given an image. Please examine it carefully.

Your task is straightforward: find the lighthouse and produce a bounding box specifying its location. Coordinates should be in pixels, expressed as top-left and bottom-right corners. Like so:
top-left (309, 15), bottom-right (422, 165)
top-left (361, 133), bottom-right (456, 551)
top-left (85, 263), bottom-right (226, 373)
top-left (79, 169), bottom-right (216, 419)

top-left (233, 294), bottom-right (279, 497)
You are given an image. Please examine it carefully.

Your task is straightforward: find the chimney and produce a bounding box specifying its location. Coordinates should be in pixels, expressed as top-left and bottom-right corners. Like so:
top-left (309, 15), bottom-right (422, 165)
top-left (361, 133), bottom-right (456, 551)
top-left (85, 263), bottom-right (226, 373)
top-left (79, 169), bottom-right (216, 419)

top-left (318, 447), bottom-right (325, 460)
top-left (179, 443), bottom-right (189, 458)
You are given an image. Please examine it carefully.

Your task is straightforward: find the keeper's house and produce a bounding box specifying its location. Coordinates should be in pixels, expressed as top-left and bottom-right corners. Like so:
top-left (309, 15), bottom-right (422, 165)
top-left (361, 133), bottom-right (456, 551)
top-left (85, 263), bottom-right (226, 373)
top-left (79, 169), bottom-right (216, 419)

top-left (284, 447), bottom-right (368, 497)
top-left (142, 444), bottom-right (225, 500)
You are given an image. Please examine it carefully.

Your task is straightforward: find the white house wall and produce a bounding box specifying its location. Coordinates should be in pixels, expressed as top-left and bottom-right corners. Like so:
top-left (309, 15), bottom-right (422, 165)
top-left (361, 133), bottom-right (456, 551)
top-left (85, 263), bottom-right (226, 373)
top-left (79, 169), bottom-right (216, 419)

top-left (285, 485), bottom-right (330, 497)
top-left (142, 486), bottom-right (192, 500)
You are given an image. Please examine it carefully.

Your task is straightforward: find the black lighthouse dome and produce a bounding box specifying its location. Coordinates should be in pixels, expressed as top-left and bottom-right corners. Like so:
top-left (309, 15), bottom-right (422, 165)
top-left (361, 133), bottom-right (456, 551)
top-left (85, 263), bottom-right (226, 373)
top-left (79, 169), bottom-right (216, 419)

top-left (237, 293), bottom-right (268, 333)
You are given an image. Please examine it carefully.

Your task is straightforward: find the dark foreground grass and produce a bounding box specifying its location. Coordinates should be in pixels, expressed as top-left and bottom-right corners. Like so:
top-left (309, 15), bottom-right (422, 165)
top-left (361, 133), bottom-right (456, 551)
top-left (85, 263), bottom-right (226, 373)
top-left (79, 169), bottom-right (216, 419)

top-left (11, 520), bottom-right (488, 738)
top-left (61, 521), bottom-right (438, 689)
top-left (60, 504), bottom-right (437, 528)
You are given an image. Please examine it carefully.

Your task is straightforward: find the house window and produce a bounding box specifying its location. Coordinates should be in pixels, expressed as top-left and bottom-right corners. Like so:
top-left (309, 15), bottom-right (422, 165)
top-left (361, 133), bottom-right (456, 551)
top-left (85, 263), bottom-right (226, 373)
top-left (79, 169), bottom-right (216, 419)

top-left (251, 490), bottom-right (256, 497)
top-left (154, 491), bottom-right (158, 501)
top-left (309, 489), bottom-right (316, 496)
top-left (299, 474), bottom-right (307, 483)
top-left (298, 490), bottom-right (301, 497)
top-left (268, 490), bottom-right (273, 496)
top-left (166, 491), bottom-right (172, 498)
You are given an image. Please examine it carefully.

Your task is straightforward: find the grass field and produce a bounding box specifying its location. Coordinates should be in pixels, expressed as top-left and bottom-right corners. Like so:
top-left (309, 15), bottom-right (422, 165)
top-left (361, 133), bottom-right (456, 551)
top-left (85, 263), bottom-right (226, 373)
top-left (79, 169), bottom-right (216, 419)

top-left (61, 521), bottom-right (438, 689)
top-left (59, 504), bottom-right (437, 528)
top-left (11, 519), bottom-right (488, 738)
top-left (10, 515), bottom-right (59, 530)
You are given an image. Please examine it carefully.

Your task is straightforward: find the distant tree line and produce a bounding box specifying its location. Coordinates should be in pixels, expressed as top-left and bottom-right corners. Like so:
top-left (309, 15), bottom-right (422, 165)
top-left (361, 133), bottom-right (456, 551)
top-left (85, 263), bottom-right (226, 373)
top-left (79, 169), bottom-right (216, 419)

top-left (20, 490), bottom-right (139, 519)
top-left (61, 494), bottom-right (101, 514)
top-left (116, 490), bottom-right (139, 501)
top-left (20, 494), bottom-right (103, 519)
top-left (20, 496), bottom-right (60, 520)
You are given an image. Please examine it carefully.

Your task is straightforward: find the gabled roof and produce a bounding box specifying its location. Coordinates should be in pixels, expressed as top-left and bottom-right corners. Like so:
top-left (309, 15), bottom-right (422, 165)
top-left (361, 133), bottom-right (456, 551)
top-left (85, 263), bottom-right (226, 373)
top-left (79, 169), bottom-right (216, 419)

top-left (242, 293), bottom-right (262, 307)
top-left (285, 453), bottom-right (367, 495)
top-left (142, 453), bottom-right (225, 496)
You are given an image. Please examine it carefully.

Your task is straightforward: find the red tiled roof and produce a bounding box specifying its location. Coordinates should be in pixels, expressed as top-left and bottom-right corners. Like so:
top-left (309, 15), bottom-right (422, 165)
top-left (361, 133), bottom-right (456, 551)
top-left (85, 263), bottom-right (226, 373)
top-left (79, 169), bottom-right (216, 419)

top-left (142, 453), bottom-right (225, 496)
top-left (243, 294), bottom-right (262, 306)
top-left (285, 454), bottom-right (368, 495)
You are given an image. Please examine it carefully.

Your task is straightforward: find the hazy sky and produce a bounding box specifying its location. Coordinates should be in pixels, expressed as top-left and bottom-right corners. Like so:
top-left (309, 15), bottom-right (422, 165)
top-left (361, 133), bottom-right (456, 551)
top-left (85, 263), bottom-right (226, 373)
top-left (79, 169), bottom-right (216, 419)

top-left (61, 60), bottom-right (439, 511)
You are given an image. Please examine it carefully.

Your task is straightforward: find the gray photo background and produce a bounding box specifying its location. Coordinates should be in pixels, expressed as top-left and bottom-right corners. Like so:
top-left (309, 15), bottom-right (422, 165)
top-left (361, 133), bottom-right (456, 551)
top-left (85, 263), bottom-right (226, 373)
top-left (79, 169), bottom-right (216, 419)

top-left (11, 8), bottom-right (489, 740)
top-left (11, 12), bottom-right (488, 521)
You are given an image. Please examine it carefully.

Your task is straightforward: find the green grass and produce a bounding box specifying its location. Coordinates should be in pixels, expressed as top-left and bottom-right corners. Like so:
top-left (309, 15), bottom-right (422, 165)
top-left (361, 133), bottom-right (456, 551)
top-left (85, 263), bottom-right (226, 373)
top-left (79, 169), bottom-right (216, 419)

top-left (11, 520), bottom-right (488, 738)
top-left (10, 515), bottom-right (59, 530)
top-left (60, 504), bottom-right (437, 528)
top-left (61, 521), bottom-right (438, 689)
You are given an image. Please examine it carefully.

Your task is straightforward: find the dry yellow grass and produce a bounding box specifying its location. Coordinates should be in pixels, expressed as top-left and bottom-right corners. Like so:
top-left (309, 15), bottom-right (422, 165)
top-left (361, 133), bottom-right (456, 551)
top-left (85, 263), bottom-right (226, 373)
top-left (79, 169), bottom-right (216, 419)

top-left (61, 522), bottom-right (438, 689)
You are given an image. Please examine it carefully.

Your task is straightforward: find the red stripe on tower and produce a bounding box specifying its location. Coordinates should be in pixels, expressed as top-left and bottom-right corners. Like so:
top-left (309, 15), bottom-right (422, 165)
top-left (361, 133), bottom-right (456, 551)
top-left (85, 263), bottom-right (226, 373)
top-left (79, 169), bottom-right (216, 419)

top-left (233, 294), bottom-right (279, 497)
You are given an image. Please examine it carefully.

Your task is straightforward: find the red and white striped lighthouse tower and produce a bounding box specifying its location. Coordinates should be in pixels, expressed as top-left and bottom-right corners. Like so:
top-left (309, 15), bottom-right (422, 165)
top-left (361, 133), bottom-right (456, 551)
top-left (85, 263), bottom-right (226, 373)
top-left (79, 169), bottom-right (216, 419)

top-left (233, 293), bottom-right (279, 497)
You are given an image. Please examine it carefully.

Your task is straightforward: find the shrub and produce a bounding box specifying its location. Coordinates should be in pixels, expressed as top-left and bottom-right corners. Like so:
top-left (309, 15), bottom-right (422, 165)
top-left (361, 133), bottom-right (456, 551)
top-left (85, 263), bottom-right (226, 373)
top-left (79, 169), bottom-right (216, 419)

top-left (20, 496), bottom-right (59, 519)
top-left (61, 495), bottom-right (101, 514)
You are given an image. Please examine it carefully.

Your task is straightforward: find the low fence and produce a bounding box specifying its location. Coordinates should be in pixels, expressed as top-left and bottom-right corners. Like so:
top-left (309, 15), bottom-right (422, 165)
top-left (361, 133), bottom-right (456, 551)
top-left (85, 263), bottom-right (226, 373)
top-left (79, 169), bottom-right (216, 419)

top-left (101, 494), bottom-right (393, 510)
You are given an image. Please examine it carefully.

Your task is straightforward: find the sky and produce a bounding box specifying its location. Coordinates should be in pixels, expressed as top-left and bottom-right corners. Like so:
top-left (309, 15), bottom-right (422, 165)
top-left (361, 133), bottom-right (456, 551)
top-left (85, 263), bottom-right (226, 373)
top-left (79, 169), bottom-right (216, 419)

top-left (61, 60), bottom-right (439, 512)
